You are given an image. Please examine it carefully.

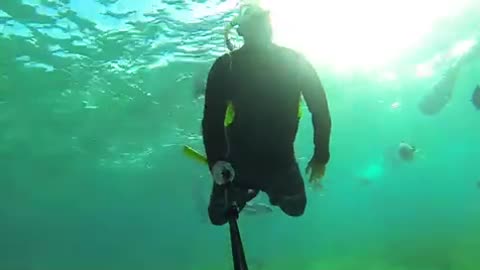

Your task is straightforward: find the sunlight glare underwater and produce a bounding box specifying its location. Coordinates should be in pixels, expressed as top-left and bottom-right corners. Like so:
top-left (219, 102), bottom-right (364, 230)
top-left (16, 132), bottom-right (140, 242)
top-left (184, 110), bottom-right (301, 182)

top-left (258, 0), bottom-right (472, 71)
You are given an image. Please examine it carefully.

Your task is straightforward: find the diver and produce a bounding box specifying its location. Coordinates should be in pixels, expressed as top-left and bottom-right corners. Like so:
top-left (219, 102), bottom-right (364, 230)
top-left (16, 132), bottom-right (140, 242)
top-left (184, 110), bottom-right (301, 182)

top-left (419, 40), bottom-right (480, 115)
top-left (202, 3), bottom-right (332, 226)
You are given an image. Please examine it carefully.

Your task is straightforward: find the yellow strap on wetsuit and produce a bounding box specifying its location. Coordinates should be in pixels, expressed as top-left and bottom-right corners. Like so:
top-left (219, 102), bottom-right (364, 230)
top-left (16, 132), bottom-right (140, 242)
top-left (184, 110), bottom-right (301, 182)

top-left (224, 101), bottom-right (236, 127)
top-left (298, 96), bottom-right (303, 118)
top-left (224, 97), bottom-right (303, 127)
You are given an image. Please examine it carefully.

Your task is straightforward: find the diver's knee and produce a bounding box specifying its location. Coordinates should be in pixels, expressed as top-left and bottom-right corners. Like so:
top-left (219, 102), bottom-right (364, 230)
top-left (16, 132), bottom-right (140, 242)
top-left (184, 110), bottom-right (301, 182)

top-left (282, 205), bottom-right (305, 217)
top-left (209, 215), bottom-right (227, 226)
top-left (279, 195), bottom-right (306, 217)
top-left (208, 205), bottom-right (227, 226)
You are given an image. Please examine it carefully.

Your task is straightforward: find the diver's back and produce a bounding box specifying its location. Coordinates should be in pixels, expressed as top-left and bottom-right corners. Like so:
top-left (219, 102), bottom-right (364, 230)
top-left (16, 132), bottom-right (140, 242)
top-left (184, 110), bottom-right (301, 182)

top-left (227, 45), bottom-right (301, 166)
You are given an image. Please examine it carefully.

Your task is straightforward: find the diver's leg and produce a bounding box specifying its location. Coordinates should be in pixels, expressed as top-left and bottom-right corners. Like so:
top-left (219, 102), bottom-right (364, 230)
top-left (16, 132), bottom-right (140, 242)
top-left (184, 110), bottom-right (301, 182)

top-left (267, 163), bottom-right (306, 217)
top-left (208, 183), bottom-right (259, 226)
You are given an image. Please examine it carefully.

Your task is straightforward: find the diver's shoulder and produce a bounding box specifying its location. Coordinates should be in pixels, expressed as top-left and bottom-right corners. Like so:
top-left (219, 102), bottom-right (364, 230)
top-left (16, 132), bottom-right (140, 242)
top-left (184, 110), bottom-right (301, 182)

top-left (214, 52), bottom-right (232, 61)
top-left (273, 44), bottom-right (295, 53)
top-left (212, 53), bottom-right (232, 67)
top-left (273, 44), bottom-right (302, 59)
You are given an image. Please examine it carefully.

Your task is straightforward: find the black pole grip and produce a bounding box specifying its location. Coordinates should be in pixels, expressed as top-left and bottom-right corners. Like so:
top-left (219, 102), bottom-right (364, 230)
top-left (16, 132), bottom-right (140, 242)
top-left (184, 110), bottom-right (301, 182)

top-left (229, 217), bottom-right (248, 270)
top-left (224, 184), bottom-right (248, 270)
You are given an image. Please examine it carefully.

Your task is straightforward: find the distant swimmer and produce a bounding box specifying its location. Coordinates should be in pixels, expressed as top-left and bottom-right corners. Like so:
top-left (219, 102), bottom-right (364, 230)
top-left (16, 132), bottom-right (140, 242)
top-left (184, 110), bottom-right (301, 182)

top-left (418, 63), bottom-right (461, 115)
top-left (192, 71), bottom-right (208, 99)
top-left (419, 40), bottom-right (479, 115)
top-left (472, 85), bottom-right (480, 110)
top-left (397, 142), bottom-right (417, 162)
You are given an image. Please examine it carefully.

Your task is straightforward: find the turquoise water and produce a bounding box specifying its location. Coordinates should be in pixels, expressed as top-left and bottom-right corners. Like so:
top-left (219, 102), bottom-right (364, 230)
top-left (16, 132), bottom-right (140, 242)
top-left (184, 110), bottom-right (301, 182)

top-left (1, 0), bottom-right (480, 269)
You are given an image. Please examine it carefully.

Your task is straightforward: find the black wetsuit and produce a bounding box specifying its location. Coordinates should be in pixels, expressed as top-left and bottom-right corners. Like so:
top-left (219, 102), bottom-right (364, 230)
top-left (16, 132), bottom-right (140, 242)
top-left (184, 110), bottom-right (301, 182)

top-left (202, 44), bottom-right (331, 225)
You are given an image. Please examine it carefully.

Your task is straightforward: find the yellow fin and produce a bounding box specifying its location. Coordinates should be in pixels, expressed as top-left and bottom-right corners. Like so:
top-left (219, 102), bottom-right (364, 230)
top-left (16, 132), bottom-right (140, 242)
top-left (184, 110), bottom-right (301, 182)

top-left (183, 145), bottom-right (208, 165)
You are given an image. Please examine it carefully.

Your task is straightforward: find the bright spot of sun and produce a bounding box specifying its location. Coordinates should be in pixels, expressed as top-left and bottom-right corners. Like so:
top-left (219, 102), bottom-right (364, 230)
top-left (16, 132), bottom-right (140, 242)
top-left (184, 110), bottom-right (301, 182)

top-left (380, 71), bottom-right (397, 81)
top-left (257, 0), bottom-right (472, 70)
top-left (416, 63), bottom-right (434, 77)
top-left (451, 39), bottom-right (477, 57)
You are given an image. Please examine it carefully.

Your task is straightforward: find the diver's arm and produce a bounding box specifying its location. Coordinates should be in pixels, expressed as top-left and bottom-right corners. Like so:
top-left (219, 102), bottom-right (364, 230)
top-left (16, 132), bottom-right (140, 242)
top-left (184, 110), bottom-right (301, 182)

top-left (298, 55), bottom-right (332, 164)
top-left (202, 55), bottom-right (230, 170)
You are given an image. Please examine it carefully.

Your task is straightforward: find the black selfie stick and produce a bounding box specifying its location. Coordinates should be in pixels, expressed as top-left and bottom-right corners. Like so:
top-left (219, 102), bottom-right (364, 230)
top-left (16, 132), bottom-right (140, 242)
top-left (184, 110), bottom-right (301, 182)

top-left (218, 165), bottom-right (248, 270)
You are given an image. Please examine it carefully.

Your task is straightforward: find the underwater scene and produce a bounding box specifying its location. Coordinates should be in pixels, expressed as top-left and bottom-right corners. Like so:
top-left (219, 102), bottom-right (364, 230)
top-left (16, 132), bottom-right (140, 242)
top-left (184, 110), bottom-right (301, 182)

top-left (1, 0), bottom-right (480, 269)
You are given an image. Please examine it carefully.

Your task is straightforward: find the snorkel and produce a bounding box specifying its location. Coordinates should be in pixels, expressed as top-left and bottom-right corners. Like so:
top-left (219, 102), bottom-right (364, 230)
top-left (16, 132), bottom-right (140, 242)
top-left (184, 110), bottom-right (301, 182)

top-left (224, 0), bottom-right (268, 51)
top-left (224, 16), bottom-right (239, 51)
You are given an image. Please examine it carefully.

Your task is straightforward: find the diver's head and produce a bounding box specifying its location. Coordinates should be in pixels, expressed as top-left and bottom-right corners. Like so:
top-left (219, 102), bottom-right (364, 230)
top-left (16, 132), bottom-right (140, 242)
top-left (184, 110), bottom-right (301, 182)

top-left (237, 5), bottom-right (272, 48)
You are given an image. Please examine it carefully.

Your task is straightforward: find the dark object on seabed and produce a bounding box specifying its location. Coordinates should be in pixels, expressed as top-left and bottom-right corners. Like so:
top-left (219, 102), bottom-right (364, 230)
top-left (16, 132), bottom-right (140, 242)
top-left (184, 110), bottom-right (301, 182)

top-left (472, 85), bottom-right (480, 110)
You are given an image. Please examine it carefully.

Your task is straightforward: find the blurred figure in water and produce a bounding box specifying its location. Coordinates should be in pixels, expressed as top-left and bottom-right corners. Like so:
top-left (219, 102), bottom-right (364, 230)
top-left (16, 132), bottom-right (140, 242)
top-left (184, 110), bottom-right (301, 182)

top-left (472, 84), bottom-right (480, 110)
top-left (383, 141), bottom-right (419, 169)
top-left (418, 62), bottom-right (460, 115)
top-left (419, 40), bottom-right (479, 115)
top-left (397, 142), bottom-right (417, 162)
top-left (192, 71), bottom-right (207, 99)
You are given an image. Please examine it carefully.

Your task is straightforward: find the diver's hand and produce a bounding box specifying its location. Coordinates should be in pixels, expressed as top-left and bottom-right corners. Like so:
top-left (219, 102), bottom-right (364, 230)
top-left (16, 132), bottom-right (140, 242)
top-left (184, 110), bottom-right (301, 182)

top-left (306, 157), bottom-right (326, 185)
